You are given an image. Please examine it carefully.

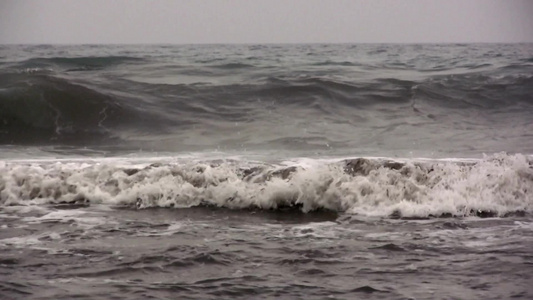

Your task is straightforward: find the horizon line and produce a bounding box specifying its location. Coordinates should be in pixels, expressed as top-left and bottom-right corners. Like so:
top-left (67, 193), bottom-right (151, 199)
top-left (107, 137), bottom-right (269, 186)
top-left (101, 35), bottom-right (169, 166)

top-left (2, 41), bottom-right (533, 46)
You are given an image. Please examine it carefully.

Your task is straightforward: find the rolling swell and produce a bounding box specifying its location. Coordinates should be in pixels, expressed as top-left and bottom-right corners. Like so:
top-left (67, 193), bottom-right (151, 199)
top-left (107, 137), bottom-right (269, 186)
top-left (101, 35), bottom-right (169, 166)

top-left (0, 72), bottom-right (139, 145)
top-left (414, 72), bottom-right (533, 109)
top-left (1, 44), bottom-right (532, 155)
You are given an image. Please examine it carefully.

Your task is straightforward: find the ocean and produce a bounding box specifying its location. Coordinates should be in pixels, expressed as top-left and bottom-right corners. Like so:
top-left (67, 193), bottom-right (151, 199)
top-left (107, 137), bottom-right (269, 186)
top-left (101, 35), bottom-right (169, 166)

top-left (0, 43), bottom-right (532, 299)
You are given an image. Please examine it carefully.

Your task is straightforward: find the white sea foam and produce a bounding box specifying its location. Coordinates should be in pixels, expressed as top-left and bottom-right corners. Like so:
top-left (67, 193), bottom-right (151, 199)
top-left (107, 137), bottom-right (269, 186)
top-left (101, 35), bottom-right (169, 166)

top-left (0, 153), bottom-right (531, 218)
top-left (0, 235), bottom-right (42, 247)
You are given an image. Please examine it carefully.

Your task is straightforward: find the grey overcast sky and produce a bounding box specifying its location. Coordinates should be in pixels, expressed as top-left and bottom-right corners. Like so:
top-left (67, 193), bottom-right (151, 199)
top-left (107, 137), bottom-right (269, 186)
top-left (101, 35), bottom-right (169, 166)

top-left (1, 0), bottom-right (532, 44)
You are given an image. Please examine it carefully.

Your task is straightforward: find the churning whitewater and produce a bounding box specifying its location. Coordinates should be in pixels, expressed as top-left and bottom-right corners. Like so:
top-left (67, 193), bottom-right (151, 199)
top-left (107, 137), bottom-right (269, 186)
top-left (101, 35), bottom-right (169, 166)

top-left (1, 44), bottom-right (533, 300)
top-left (1, 153), bottom-right (532, 218)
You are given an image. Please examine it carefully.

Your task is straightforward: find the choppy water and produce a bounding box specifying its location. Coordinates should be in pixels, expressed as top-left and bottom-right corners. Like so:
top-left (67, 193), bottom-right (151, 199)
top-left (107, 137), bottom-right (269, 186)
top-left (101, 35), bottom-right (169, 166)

top-left (1, 44), bottom-right (532, 299)
top-left (1, 43), bottom-right (532, 157)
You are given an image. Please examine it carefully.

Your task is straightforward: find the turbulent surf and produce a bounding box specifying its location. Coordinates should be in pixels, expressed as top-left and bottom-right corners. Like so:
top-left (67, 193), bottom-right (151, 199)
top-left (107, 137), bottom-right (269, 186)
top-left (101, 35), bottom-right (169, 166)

top-left (1, 44), bottom-right (532, 299)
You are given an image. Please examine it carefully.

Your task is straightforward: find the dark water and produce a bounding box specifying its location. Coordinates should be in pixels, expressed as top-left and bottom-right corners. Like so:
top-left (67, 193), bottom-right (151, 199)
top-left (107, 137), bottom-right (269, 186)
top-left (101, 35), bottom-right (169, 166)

top-left (1, 43), bottom-right (532, 157)
top-left (1, 44), bottom-right (533, 299)
top-left (1, 206), bottom-right (532, 299)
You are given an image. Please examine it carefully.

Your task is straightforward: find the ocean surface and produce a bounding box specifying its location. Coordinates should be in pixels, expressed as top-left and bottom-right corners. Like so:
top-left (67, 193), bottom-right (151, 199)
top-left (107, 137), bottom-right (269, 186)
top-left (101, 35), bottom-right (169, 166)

top-left (1, 44), bottom-right (532, 299)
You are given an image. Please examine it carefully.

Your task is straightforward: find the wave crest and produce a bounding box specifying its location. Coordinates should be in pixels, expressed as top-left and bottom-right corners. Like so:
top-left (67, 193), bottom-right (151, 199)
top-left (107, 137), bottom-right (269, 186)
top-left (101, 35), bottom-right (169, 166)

top-left (0, 73), bottom-right (132, 144)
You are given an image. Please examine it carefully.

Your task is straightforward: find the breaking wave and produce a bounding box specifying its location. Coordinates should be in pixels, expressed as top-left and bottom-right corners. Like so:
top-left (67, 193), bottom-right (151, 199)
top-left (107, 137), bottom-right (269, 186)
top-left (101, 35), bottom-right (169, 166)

top-left (1, 153), bottom-right (531, 218)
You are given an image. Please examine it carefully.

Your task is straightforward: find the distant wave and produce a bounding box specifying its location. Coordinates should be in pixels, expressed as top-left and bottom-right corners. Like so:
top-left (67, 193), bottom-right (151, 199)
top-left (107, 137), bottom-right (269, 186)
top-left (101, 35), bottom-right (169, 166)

top-left (1, 67), bottom-right (532, 149)
top-left (1, 44), bottom-right (532, 155)
top-left (16, 56), bottom-right (144, 71)
top-left (209, 63), bottom-right (255, 69)
top-left (311, 61), bottom-right (359, 67)
top-left (1, 153), bottom-right (531, 218)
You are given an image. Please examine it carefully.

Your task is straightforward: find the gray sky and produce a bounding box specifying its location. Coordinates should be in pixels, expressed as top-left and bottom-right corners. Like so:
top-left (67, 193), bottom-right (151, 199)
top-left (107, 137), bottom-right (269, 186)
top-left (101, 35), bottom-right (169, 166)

top-left (1, 0), bottom-right (532, 44)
